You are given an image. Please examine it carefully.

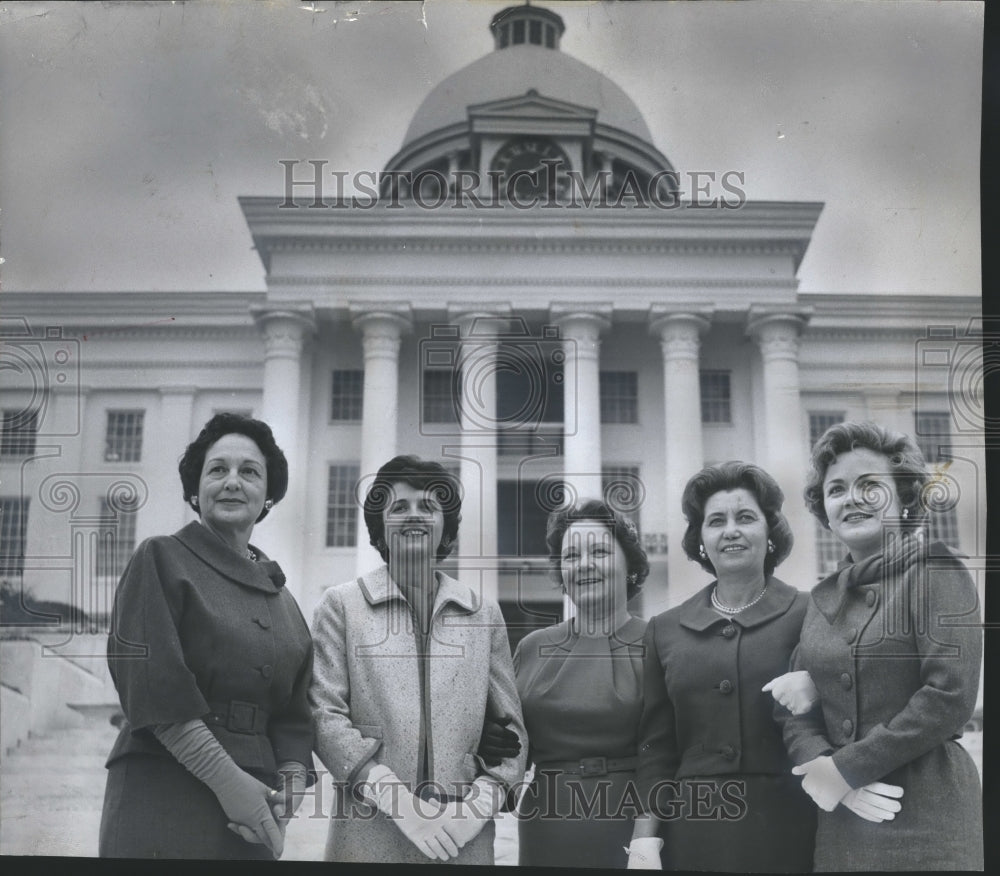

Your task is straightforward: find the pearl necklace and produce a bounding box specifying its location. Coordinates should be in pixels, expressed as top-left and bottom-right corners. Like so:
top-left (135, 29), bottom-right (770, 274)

top-left (246, 548), bottom-right (257, 562)
top-left (711, 582), bottom-right (767, 615)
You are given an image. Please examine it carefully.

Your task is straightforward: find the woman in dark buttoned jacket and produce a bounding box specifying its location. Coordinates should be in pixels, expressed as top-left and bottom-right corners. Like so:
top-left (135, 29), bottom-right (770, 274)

top-left (777, 422), bottom-right (983, 871)
top-left (99, 413), bottom-right (314, 860)
top-left (628, 462), bottom-right (816, 872)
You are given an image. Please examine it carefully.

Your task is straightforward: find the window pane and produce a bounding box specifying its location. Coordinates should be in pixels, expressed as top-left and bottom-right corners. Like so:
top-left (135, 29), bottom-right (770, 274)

top-left (104, 410), bottom-right (145, 462)
top-left (602, 465), bottom-right (642, 528)
top-left (326, 464), bottom-right (360, 547)
top-left (0, 497), bottom-right (29, 576)
top-left (699, 371), bottom-right (731, 423)
top-left (95, 498), bottom-right (138, 578)
top-left (599, 371), bottom-right (638, 424)
top-left (809, 411), bottom-right (846, 447)
top-left (1, 409), bottom-right (39, 457)
top-left (331, 370), bottom-right (364, 421)
top-left (422, 370), bottom-right (460, 424)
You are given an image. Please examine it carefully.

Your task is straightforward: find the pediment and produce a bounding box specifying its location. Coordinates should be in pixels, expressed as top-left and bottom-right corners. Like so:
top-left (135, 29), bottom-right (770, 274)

top-left (468, 89), bottom-right (598, 125)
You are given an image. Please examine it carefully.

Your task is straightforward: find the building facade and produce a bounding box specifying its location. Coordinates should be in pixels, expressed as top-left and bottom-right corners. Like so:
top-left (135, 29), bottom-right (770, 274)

top-left (1, 6), bottom-right (985, 650)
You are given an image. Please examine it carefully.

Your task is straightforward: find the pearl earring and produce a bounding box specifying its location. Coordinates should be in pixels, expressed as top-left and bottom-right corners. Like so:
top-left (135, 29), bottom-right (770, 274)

top-left (698, 545), bottom-right (707, 560)
top-left (264, 499), bottom-right (274, 510)
top-left (902, 507), bottom-right (909, 520)
top-left (767, 539), bottom-right (776, 554)
top-left (191, 496), bottom-right (199, 508)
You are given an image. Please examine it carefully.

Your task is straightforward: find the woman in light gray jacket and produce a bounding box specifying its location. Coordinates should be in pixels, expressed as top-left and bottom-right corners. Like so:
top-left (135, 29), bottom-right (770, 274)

top-left (309, 455), bottom-right (527, 865)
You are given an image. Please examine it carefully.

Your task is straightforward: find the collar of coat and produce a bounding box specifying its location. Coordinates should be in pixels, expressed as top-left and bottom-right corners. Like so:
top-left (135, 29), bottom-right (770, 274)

top-left (676, 576), bottom-right (799, 632)
top-left (529, 614), bottom-right (648, 653)
top-left (358, 564), bottom-right (480, 615)
top-left (810, 538), bottom-right (963, 624)
top-left (172, 520), bottom-right (286, 593)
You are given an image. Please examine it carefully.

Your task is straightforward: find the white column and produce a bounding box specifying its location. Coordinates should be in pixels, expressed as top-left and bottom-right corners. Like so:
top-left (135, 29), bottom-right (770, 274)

top-left (352, 308), bottom-right (412, 576)
top-left (651, 310), bottom-right (712, 607)
top-left (450, 309), bottom-right (505, 604)
top-left (747, 310), bottom-right (814, 589)
top-left (553, 308), bottom-right (610, 503)
top-left (156, 386), bottom-right (197, 534)
top-left (252, 307), bottom-right (315, 605)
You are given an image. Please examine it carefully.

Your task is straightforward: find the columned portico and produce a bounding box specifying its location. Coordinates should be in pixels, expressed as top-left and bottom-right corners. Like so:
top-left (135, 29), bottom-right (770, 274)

top-left (651, 308), bottom-right (712, 605)
top-left (552, 306), bottom-right (611, 502)
top-left (747, 309), bottom-right (814, 586)
top-left (450, 307), bottom-right (508, 603)
top-left (351, 306), bottom-right (413, 576)
top-left (251, 306), bottom-right (316, 604)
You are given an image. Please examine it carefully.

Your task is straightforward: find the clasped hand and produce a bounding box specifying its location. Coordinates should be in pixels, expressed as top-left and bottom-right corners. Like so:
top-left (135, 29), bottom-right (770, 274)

top-left (792, 756), bottom-right (903, 822)
top-left (762, 670), bottom-right (819, 716)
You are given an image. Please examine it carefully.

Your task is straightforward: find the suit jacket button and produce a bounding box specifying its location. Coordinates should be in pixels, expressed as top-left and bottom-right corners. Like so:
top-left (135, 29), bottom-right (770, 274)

top-left (722, 624), bottom-right (737, 638)
top-left (842, 718), bottom-right (854, 736)
top-left (845, 627), bottom-right (858, 644)
top-left (840, 673), bottom-right (853, 690)
top-left (866, 591), bottom-right (877, 607)
top-left (720, 744), bottom-right (737, 760)
top-left (719, 679), bottom-right (734, 694)
top-left (258, 664), bottom-right (273, 679)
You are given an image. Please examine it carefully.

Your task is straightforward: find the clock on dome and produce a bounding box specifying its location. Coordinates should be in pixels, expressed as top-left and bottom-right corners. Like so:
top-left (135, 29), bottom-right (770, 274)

top-left (491, 136), bottom-right (570, 200)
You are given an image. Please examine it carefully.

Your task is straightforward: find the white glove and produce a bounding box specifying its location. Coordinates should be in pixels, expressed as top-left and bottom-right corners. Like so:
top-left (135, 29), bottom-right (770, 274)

top-left (439, 777), bottom-right (502, 849)
top-left (626, 837), bottom-right (664, 870)
top-left (792, 755), bottom-right (852, 811)
top-left (762, 671), bottom-right (819, 716)
top-left (359, 764), bottom-right (459, 861)
top-left (840, 781), bottom-right (904, 822)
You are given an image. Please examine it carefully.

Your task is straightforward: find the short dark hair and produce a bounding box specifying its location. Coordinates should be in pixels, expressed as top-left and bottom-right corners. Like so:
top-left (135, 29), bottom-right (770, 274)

top-left (178, 413), bottom-right (288, 522)
top-left (681, 461), bottom-right (793, 576)
top-left (804, 421), bottom-right (929, 527)
top-left (545, 499), bottom-right (650, 599)
top-left (363, 455), bottom-right (462, 563)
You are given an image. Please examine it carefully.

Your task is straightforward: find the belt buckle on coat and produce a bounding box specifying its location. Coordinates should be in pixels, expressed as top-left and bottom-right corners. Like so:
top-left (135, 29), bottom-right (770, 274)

top-left (578, 756), bottom-right (607, 777)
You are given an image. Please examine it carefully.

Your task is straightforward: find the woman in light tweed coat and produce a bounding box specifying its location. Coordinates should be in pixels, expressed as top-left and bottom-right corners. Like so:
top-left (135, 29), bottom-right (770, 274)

top-left (778, 422), bottom-right (983, 871)
top-left (309, 455), bottom-right (527, 865)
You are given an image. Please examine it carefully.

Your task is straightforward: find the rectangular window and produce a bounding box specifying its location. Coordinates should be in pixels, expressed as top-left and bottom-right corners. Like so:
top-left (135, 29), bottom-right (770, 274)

top-left (602, 465), bottom-right (642, 528)
top-left (104, 410), bottom-right (145, 462)
top-left (1, 409), bottom-right (39, 457)
top-left (599, 371), bottom-right (638, 424)
top-left (422, 369), bottom-right (460, 424)
top-left (699, 371), bottom-right (731, 424)
top-left (809, 411), bottom-right (846, 447)
top-left (326, 464), bottom-right (360, 548)
top-left (914, 411), bottom-right (960, 548)
top-left (331, 370), bottom-right (364, 421)
top-left (0, 497), bottom-right (29, 576)
top-left (95, 498), bottom-right (138, 578)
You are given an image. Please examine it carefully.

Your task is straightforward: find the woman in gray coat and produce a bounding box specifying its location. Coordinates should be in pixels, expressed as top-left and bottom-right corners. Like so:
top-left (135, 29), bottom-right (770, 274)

top-left (778, 422), bottom-right (983, 870)
top-left (309, 455), bottom-right (527, 865)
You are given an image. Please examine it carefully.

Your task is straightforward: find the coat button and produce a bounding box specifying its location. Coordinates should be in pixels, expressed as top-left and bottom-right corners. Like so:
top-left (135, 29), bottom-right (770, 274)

top-left (719, 679), bottom-right (734, 694)
top-left (866, 591), bottom-right (877, 607)
top-left (720, 744), bottom-right (737, 760)
top-left (252, 617), bottom-right (271, 629)
top-left (845, 627), bottom-right (858, 644)
top-left (721, 624), bottom-right (737, 638)
top-left (842, 718), bottom-right (854, 736)
top-left (840, 673), bottom-right (853, 690)
top-left (257, 664), bottom-right (273, 679)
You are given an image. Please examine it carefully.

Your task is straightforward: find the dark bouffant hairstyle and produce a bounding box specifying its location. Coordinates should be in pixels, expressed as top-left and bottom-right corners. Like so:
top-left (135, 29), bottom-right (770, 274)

top-left (363, 455), bottom-right (463, 563)
top-left (804, 421), bottom-right (929, 527)
top-left (681, 461), bottom-right (793, 576)
top-left (178, 413), bottom-right (288, 522)
top-left (545, 499), bottom-right (650, 600)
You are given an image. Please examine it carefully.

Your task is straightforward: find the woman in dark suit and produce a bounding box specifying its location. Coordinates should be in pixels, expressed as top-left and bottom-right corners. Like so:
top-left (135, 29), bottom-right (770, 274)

top-left (628, 462), bottom-right (816, 872)
top-left (778, 422), bottom-right (983, 870)
top-left (512, 499), bottom-right (650, 870)
top-left (99, 413), bottom-right (314, 860)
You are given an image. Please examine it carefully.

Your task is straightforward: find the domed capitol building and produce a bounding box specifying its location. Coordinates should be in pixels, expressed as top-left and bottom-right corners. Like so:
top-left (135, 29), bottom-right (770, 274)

top-left (2, 4), bottom-right (984, 650)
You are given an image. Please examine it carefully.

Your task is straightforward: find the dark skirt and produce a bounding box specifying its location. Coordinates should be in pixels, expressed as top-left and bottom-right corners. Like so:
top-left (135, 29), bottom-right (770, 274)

top-left (517, 768), bottom-right (640, 869)
top-left (99, 753), bottom-right (276, 860)
top-left (659, 773), bottom-right (816, 873)
top-left (813, 741), bottom-right (983, 872)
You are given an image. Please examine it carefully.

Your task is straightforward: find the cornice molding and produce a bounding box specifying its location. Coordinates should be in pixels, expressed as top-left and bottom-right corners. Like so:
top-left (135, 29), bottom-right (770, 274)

top-left (267, 275), bottom-right (800, 290)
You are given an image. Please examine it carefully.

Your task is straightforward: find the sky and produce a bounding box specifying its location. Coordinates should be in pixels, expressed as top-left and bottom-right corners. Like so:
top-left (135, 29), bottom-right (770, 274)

top-left (0, 0), bottom-right (984, 296)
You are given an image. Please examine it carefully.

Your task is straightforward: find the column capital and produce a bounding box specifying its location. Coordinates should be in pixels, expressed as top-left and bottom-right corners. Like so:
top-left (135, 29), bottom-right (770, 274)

top-left (250, 305), bottom-right (316, 359)
top-left (650, 309), bottom-right (712, 358)
top-left (550, 304), bottom-right (612, 341)
top-left (350, 304), bottom-right (413, 337)
top-left (447, 304), bottom-right (512, 338)
top-left (746, 308), bottom-right (812, 361)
